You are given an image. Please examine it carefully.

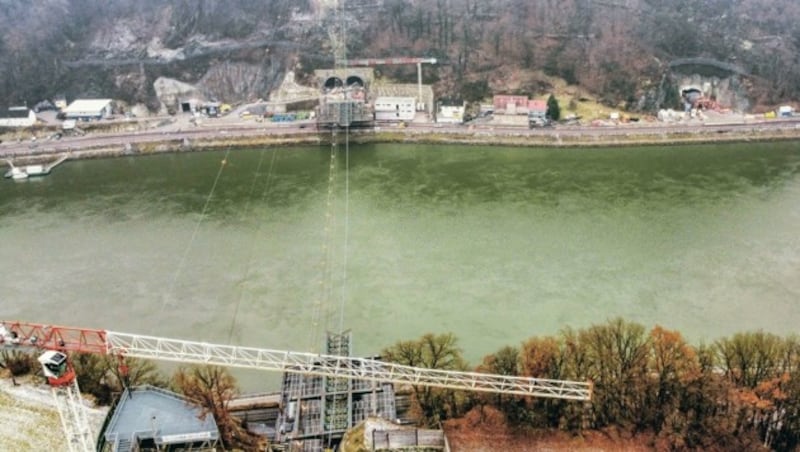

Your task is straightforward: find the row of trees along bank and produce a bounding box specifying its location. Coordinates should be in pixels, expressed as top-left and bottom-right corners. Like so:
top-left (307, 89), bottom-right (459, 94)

top-left (381, 319), bottom-right (800, 451)
top-left (2, 318), bottom-right (799, 451)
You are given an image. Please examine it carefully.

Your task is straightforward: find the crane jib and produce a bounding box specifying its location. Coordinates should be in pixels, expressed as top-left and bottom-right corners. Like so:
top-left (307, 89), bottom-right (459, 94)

top-left (0, 320), bottom-right (592, 401)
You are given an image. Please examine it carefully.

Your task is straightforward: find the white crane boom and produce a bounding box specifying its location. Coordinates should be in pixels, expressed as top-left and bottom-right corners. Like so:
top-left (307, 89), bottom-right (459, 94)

top-left (107, 331), bottom-right (591, 400)
top-left (346, 57), bottom-right (438, 66)
top-left (51, 379), bottom-right (96, 452)
top-left (1, 321), bottom-right (592, 401)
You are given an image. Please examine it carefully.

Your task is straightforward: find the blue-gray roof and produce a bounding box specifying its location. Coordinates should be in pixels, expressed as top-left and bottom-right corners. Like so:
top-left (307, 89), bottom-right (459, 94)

top-left (103, 385), bottom-right (219, 450)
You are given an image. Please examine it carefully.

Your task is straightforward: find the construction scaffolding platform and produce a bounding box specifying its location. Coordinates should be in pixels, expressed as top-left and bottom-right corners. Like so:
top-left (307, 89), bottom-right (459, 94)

top-left (274, 332), bottom-right (397, 452)
top-left (316, 100), bottom-right (374, 128)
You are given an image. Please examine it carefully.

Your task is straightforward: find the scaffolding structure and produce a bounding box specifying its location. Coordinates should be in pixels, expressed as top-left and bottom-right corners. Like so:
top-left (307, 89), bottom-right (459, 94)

top-left (275, 331), bottom-right (397, 451)
top-left (51, 377), bottom-right (96, 452)
top-left (317, 99), bottom-right (374, 128)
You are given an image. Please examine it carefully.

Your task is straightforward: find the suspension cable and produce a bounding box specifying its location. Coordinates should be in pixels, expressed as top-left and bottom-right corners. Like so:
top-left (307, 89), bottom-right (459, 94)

top-left (310, 128), bottom-right (339, 353)
top-left (337, 124), bottom-right (350, 334)
top-left (155, 147), bottom-right (231, 333)
top-left (227, 148), bottom-right (279, 343)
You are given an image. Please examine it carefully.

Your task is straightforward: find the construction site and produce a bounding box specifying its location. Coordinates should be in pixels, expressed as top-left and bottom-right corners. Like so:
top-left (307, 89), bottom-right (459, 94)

top-left (0, 320), bottom-right (592, 452)
top-left (312, 57), bottom-right (437, 128)
top-left (7, 2), bottom-right (797, 452)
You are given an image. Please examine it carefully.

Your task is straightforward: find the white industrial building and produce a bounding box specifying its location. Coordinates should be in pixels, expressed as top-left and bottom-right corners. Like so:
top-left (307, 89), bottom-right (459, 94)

top-left (62, 99), bottom-right (113, 120)
top-left (374, 96), bottom-right (415, 122)
top-left (0, 107), bottom-right (37, 127)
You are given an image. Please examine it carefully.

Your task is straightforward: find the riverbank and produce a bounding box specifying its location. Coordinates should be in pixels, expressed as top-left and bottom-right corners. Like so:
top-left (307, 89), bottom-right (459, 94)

top-left (2, 119), bottom-right (800, 165)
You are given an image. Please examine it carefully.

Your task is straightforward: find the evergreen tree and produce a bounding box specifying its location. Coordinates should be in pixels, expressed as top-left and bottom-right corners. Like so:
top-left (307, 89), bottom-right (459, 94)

top-left (547, 94), bottom-right (561, 121)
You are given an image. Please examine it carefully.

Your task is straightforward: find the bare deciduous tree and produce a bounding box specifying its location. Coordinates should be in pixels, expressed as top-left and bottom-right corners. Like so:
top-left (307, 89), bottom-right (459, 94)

top-left (173, 365), bottom-right (266, 451)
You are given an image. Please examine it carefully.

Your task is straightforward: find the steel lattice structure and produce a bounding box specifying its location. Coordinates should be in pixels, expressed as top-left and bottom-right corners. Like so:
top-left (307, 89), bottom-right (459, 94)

top-left (51, 378), bottom-right (96, 452)
top-left (0, 321), bottom-right (592, 400)
top-left (346, 57), bottom-right (437, 66)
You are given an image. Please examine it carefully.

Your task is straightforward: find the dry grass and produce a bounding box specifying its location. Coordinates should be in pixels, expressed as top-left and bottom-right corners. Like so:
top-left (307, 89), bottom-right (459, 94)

top-left (0, 375), bottom-right (68, 451)
top-left (490, 69), bottom-right (617, 121)
top-left (534, 74), bottom-right (617, 121)
top-left (0, 373), bottom-right (108, 452)
top-left (444, 407), bottom-right (653, 452)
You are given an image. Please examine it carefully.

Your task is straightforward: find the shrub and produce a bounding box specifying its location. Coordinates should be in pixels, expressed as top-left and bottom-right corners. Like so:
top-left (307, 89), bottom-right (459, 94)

top-left (0, 350), bottom-right (36, 376)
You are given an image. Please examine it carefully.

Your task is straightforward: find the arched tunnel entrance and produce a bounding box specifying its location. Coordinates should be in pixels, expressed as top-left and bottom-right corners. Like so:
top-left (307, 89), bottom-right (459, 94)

top-left (323, 76), bottom-right (344, 91)
top-left (346, 76), bottom-right (364, 87)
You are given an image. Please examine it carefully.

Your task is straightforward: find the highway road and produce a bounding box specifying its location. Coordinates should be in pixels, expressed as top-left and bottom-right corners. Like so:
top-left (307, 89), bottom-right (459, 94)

top-left (2, 116), bottom-right (799, 160)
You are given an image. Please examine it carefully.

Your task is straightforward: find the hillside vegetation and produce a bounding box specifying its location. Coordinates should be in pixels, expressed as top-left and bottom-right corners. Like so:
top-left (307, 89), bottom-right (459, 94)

top-left (0, 0), bottom-right (798, 110)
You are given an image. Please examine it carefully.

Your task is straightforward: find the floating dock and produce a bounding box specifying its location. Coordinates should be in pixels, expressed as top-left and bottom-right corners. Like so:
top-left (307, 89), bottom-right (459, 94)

top-left (4, 153), bottom-right (69, 180)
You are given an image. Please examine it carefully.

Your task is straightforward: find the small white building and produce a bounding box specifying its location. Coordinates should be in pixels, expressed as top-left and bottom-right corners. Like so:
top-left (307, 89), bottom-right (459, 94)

top-left (436, 102), bottom-right (466, 124)
top-left (374, 96), bottom-right (415, 122)
top-left (53, 95), bottom-right (68, 110)
top-left (62, 99), bottom-right (113, 120)
top-left (62, 119), bottom-right (77, 131)
top-left (0, 107), bottom-right (37, 127)
top-left (778, 105), bottom-right (795, 117)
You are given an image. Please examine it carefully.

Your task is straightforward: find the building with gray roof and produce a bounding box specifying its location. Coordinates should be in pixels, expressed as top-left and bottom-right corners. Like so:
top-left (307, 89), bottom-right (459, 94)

top-left (62, 98), bottom-right (113, 120)
top-left (99, 385), bottom-right (220, 452)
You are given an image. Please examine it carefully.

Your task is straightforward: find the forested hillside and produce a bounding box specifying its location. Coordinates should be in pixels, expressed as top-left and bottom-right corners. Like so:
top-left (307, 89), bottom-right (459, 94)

top-left (0, 0), bottom-right (798, 110)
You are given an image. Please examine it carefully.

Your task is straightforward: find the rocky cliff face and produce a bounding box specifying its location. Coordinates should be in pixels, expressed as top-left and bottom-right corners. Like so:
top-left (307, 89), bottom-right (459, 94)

top-left (0, 0), bottom-right (315, 108)
top-left (673, 74), bottom-right (752, 113)
top-left (0, 0), bottom-right (798, 112)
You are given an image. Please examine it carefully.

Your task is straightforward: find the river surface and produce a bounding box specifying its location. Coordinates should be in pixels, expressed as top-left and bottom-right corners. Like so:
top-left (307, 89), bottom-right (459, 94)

top-left (2, 142), bottom-right (800, 390)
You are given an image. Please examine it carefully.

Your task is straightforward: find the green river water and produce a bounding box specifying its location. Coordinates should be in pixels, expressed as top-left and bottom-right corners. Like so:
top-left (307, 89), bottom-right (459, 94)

top-left (1, 142), bottom-right (799, 389)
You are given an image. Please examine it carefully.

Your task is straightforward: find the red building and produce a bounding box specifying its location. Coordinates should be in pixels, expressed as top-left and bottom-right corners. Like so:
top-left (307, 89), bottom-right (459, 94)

top-left (493, 95), bottom-right (530, 115)
top-left (527, 99), bottom-right (548, 114)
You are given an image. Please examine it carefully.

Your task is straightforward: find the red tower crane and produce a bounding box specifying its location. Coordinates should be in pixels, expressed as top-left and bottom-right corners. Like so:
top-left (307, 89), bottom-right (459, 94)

top-left (2, 320), bottom-right (592, 451)
top-left (36, 350), bottom-right (97, 452)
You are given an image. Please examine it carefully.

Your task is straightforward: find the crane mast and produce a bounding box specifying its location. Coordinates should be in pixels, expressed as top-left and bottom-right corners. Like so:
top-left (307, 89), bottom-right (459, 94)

top-left (50, 378), bottom-right (95, 452)
top-left (1, 320), bottom-right (592, 400)
top-left (37, 350), bottom-right (96, 452)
